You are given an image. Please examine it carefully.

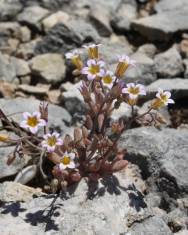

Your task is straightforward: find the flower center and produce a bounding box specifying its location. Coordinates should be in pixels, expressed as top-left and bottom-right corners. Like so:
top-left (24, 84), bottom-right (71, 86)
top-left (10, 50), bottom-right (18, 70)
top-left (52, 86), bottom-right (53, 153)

top-left (27, 116), bottom-right (39, 127)
top-left (61, 155), bottom-right (71, 165)
top-left (128, 87), bottom-right (139, 95)
top-left (89, 65), bottom-right (100, 75)
top-left (160, 94), bottom-right (168, 103)
top-left (47, 136), bottom-right (57, 146)
top-left (102, 75), bottom-right (112, 84)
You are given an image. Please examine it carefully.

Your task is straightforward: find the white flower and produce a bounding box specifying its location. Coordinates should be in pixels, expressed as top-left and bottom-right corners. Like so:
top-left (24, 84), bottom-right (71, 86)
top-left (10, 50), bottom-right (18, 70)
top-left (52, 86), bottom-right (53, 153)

top-left (156, 88), bottom-right (174, 106)
top-left (59, 152), bottom-right (76, 170)
top-left (41, 132), bottom-right (63, 153)
top-left (82, 59), bottom-right (105, 80)
top-left (83, 44), bottom-right (102, 59)
top-left (100, 70), bottom-right (116, 88)
top-left (65, 49), bottom-right (80, 59)
top-left (20, 111), bottom-right (46, 134)
top-left (122, 83), bottom-right (146, 99)
top-left (118, 55), bottom-right (136, 67)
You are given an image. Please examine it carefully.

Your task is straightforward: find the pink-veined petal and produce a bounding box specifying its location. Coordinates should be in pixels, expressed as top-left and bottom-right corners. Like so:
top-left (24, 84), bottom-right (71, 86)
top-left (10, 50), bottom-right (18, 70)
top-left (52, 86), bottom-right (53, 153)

top-left (23, 112), bottom-right (31, 120)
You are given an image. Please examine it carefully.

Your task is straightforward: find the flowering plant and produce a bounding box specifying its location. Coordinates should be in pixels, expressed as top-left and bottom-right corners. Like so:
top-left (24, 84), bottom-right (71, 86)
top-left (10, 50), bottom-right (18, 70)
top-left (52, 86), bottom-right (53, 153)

top-left (0, 44), bottom-right (174, 192)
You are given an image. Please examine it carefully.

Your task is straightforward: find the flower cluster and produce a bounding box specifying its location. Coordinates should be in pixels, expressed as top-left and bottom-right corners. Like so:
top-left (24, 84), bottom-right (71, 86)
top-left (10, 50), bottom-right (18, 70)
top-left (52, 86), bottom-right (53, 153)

top-left (0, 43), bottom-right (174, 193)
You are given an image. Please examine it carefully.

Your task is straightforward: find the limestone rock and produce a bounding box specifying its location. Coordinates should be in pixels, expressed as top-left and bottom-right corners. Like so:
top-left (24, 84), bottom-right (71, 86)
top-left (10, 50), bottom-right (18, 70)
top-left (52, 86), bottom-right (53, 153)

top-left (154, 47), bottom-right (184, 78)
top-left (30, 53), bottom-right (66, 84)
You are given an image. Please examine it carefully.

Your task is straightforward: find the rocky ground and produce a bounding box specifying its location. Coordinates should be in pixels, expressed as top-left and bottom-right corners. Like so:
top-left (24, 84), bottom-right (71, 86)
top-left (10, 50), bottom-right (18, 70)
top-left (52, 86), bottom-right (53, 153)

top-left (0, 0), bottom-right (188, 234)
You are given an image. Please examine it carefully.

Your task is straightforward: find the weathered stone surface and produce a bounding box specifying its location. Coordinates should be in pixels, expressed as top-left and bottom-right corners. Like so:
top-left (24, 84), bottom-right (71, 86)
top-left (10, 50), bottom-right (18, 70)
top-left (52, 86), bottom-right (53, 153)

top-left (137, 43), bottom-right (157, 59)
top-left (30, 53), bottom-right (66, 84)
top-left (0, 182), bottom-right (43, 202)
top-left (0, 53), bottom-right (17, 83)
top-left (128, 216), bottom-right (173, 235)
top-left (42, 11), bottom-right (70, 32)
top-left (0, 97), bottom-right (72, 131)
top-left (16, 84), bottom-right (49, 96)
top-left (17, 6), bottom-right (49, 30)
top-left (0, 170), bottom-right (150, 235)
top-left (10, 57), bottom-right (30, 77)
top-left (146, 78), bottom-right (188, 100)
top-left (125, 52), bottom-right (157, 85)
top-left (89, 6), bottom-right (112, 37)
top-left (131, 8), bottom-right (188, 42)
top-left (183, 59), bottom-right (188, 78)
top-left (60, 81), bottom-right (85, 116)
top-left (35, 19), bottom-right (100, 54)
top-left (19, 26), bottom-right (31, 43)
top-left (119, 127), bottom-right (188, 197)
top-left (17, 38), bottom-right (42, 59)
top-left (111, 3), bottom-right (137, 32)
top-left (0, 0), bottom-right (22, 21)
top-left (155, 0), bottom-right (188, 13)
top-left (154, 47), bottom-right (184, 78)
top-left (0, 22), bottom-right (20, 38)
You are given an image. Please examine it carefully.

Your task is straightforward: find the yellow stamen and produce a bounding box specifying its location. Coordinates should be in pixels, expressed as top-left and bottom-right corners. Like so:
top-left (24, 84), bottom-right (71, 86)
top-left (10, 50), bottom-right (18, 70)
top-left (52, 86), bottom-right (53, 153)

top-left (88, 47), bottom-right (99, 59)
top-left (89, 65), bottom-right (100, 75)
top-left (0, 134), bottom-right (9, 142)
top-left (128, 87), bottom-right (139, 95)
top-left (115, 62), bottom-right (129, 77)
top-left (47, 136), bottom-right (57, 146)
top-left (102, 75), bottom-right (113, 85)
top-left (71, 56), bottom-right (83, 70)
top-left (151, 98), bottom-right (164, 109)
top-left (61, 155), bottom-right (71, 165)
top-left (127, 98), bottom-right (137, 106)
top-left (27, 116), bottom-right (39, 127)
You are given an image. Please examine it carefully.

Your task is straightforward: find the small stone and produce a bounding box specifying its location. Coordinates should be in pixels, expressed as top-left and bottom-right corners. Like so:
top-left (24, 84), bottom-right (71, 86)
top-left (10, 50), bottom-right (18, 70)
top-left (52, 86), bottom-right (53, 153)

top-left (183, 59), bottom-right (188, 78)
top-left (89, 6), bottom-right (112, 37)
top-left (0, 181), bottom-right (43, 202)
top-left (137, 43), bottom-right (157, 58)
top-left (0, 81), bottom-right (16, 97)
top-left (131, 8), bottom-right (188, 42)
top-left (125, 52), bottom-right (157, 85)
top-left (42, 11), bottom-right (70, 32)
top-left (16, 84), bottom-right (49, 96)
top-left (0, 22), bottom-right (20, 38)
top-left (155, 0), bottom-right (188, 13)
top-left (30, 53), bottom-right (66, 84)
top-left (111, 3), bottom-right (137, 32)
top-left (35, 18), bottom-right (100, 54)
top-left (10, 57), bottom-right (30, 77)
top-left (17, 38), bottom-right (42, 60)
top-left (59, 81), bottom-right (85, 115)
top-left (154, 47), bottom-right (184, 78)
top-left (0, 52), bottom-right (17, 83)
top-left (17, 6), bottom-right (49, 30)
top-left (0, 0), bottom-right (23, 21)
top-left (180, 39), bottom-right (188, 58)
top-left (19, 26), bottom-right (31, 42)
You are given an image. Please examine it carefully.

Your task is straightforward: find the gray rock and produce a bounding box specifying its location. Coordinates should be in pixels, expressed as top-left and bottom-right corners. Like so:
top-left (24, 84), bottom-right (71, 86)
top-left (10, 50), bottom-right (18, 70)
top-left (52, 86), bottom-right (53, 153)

top-left (155, 0), bottom-right (188, 13)
top-left (59, 81), bottom-right (85, 116)
top-left (19, 26), bottom-right (31, 43)
top-left (17, 6), bottom-right (49, 30)
top-left (137, 44), bottom-right (157, 59)
top-left (89, 6), bottom-right (112, 37)
top-left (0, 97), bottom-right (72, 132)
top-left (0, 22), bottom-right (21, 38)
top-left (146, 78), bottom-right (188, 100)
top-left (0, 0), bottom-right (22, 21)
top-left (183, 59), bottom-right (188, 78)
top-left (16, 84), bottom-right (49, 96)
top-left (10, 57), bottom-right (30, 77)
top-left (17, 38), bottom-right (42, 60)
top-left (131, 8), bottom-right (188, 42)
top-left (35, 18), bottom-right (100, 54)
top-left (167, 209), bottom-right (188, 232)
top-left (0, 182), bottom-right (43, 202)
top-left (111, 3), bottom-right (137, 32)
top-left (125, 52), bottom-right (157, 85)
top-left (119, 127), bottom-right (188, 197)
top-left (0, 171), bottom-right (150, 235)
top-left (154, 47), bottom-right (184, 78)
top-left (42, 11), bottom-right (70, 32)
top-left (0, 53), bottom-right (17, 83)
top-left (129, 216), bottom-right (173, 235)
top-left (30, 53), bottom-right (66, 84)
